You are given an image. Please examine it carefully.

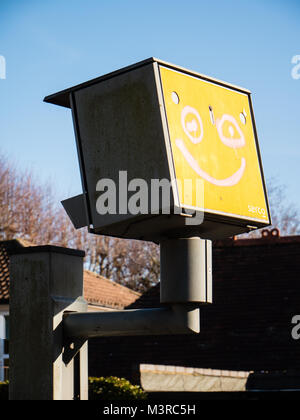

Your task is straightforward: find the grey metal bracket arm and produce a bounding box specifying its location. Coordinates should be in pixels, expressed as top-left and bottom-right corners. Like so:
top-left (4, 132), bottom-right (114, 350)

top-left (63, 304), bottom-right (200, 340)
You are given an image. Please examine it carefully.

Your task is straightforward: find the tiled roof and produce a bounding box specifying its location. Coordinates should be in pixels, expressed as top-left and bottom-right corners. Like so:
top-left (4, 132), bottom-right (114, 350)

top-left (84, 270), bottom-right (140, 310)
top-left (0, 239), bottom-right (140, 309)
top-left (0, 244), bottom-right (9, 302)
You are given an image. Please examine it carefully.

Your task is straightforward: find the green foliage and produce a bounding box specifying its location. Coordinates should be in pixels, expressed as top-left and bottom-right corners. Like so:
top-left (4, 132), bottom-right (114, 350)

top-left (88, 376), bottom-right (147, 400)
top-left (0, 377), bottom-right (147, 400)
top-left (0, 381), bottom-right (8, 400)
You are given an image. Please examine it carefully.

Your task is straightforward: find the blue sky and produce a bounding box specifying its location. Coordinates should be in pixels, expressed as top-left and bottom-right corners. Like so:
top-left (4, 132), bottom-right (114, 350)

top-left (0, 0), bottom-right (299, 210)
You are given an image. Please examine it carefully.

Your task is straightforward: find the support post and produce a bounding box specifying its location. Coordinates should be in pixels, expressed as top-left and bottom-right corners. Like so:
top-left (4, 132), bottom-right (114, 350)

top-left (9, 245), bottom-right (88, 401)
top-left (160, 237), bottom-right (212, 304)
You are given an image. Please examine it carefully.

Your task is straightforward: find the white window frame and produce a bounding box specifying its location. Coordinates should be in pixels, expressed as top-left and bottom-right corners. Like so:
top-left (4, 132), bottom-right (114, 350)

top-left (0, 312), bottom-right (9, 382)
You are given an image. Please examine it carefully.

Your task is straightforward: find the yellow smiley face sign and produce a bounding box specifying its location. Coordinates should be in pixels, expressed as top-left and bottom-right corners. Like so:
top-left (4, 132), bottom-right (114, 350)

top-left (159, 66), bottom-right (270, 225)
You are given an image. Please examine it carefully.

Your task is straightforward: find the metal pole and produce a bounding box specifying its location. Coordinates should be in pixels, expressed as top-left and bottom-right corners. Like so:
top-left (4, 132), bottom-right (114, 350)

top-left (160, 237), bottom-right (212, 304)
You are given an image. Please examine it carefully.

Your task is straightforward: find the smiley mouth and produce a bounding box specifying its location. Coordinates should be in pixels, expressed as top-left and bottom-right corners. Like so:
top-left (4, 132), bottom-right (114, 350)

top-left (175, 138), bottom-right (246, 187)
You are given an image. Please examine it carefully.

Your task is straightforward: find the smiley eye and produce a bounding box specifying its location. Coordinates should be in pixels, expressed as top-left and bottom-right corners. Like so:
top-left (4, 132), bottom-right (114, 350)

top-left (228, 125), bottom-right (235, 138)
top-left (181, 106), bottom-right (204, 144)
top-left (216, 114), bottom-right (245, 149)
top-left (186, 119), bottom-right (198, 133)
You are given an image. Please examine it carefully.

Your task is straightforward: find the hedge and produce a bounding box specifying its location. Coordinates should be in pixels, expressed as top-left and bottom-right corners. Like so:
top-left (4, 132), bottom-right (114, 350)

top-left (0, 377), bottom-right (146, 400)
top-left (89, 376), bottom-right (147, 400)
